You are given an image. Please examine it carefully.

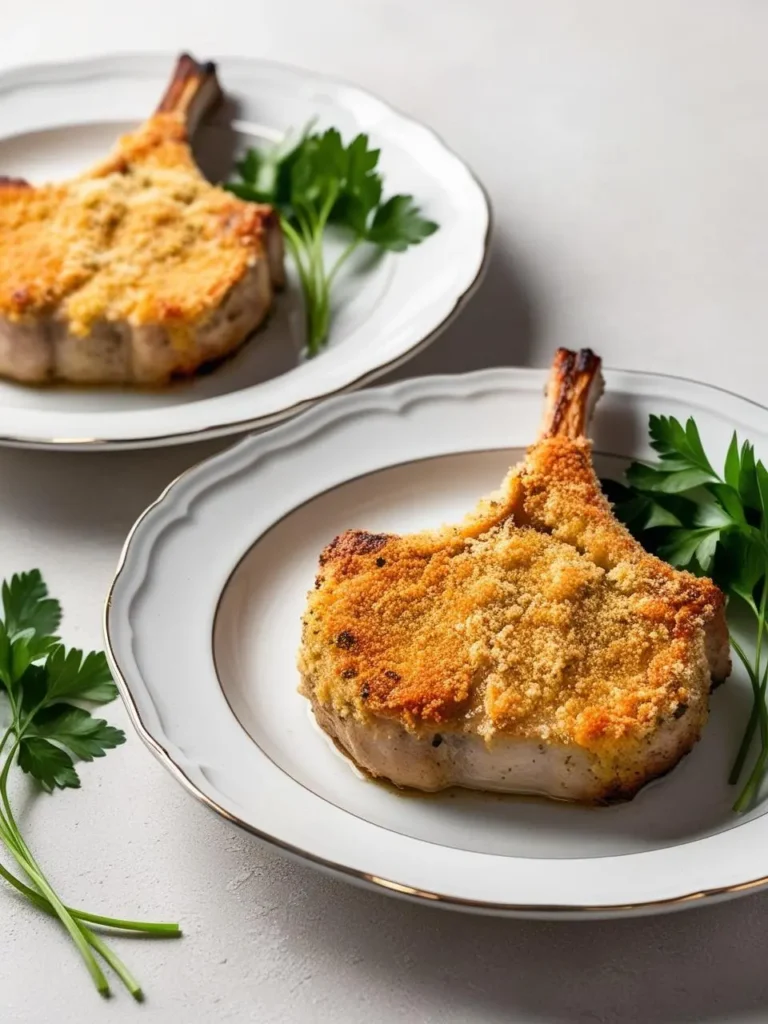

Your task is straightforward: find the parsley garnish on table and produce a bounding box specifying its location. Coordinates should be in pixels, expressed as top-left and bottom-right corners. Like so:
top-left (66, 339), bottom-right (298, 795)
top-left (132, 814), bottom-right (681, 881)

top-left (604, 416), bottom-right (768, 811)
top-left (227, 126), bottom-right (438, 356)
top-left (0, 570), bottom-right (179, 999)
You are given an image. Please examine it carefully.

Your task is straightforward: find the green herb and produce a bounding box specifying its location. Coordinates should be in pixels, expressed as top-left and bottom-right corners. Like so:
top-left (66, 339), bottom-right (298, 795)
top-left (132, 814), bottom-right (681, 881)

top-left (604, 416), bottom-right (768, 811)
top-left (0, 570), bottom-right (179, 999)
top-left (227, 127), bottom-right (438, 356)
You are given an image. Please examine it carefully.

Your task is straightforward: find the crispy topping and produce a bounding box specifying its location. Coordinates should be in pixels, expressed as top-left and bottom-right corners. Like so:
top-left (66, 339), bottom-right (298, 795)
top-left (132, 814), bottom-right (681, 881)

top-left (299, 434), bottom-right (725, 757)
top-left (0, 115), bottom-right (273, 333)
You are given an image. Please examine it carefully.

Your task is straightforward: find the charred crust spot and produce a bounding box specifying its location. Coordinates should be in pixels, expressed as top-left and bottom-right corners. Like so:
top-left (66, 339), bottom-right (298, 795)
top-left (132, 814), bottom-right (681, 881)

top-left (341, 667), bottom-right (357, 679)
top-left (360, 684), bottom-right (370, 700)
top-left (320, 531), bottom-right (389, 565)
top-left (384, 670), bottom-right (401, 681)
top-left (11, 287), bottom-right (32, 311)
top-left (375, 557), bottom-right (386, 567)
top-left (0, 176), bottom-right (31, 190)
top-left (672, 702), bottom-right (688, 719)
top-left (319, 538), bottom-right (339, 566)
top-left (158, 301), bottom-right (185, 321)
top-left (261, 207), bottom-right (279, 229)
top-left (351, 531), bottom-right (388, 555)
top-left (336, 631), bottom-right (356, 650)
top-left (431, 734), bottom-right (443, 748)
top-left (575, 347), bottom-right (597, 373)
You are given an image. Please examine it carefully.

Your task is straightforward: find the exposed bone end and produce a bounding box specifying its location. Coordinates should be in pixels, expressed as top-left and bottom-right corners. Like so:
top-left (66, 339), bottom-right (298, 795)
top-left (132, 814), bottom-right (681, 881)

top-left (539, 347), bottom-right (604, 441)
top-left (155, 53), bottom-right (223, 134)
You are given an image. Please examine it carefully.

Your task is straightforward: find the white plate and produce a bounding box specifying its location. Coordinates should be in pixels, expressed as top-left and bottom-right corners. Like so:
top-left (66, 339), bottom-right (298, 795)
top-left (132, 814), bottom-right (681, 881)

top-left (0, 54), bottom-right (489, 449)
top-left (105, 367), bottom-right (768, 917)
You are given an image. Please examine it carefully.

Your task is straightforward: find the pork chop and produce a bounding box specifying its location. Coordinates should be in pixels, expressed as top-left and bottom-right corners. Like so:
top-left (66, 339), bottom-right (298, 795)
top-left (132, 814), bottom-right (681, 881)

top-left (0, 53), bottom-right (284, 386)
top-left (298, 349), bottom-right (731, 803)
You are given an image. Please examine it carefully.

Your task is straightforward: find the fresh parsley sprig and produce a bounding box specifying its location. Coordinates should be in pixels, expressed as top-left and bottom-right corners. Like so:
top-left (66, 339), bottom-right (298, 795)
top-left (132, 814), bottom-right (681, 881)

top-left (227, 127), bottom-right (438, 356)
top-left (0, 570), bottom-right (179, 999)
top-left (604, 416), bottom-right (768, 812)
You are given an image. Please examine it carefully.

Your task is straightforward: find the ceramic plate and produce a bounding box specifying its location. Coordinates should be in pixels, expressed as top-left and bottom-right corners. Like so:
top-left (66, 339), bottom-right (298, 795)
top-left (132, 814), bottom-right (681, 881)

top-left (105, 367), bottom-right (768, 917)
top-left (0, 54), bottom-right (488, 449)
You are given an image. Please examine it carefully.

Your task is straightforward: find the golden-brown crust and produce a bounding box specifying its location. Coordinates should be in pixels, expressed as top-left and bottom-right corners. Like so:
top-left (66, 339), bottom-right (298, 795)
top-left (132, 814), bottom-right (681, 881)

top-left (306, 531), bottom-right (476, 723)
top-left (0, 126), bottom-right (274, 333)
top-left (0, 53), bottom-right (278, 344)
top-left (299, 350), bottom-right (730, 771)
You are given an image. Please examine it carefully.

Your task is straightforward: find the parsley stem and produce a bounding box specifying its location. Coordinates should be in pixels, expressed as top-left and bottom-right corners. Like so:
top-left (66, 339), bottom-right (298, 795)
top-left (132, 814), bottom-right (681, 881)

top-left (326, 238), bottom-right (361, 291)
top-left (0, 853), bottom-right (49, 904)
top-left (0, 740), bottom-right (109, 995)
top-left (83, 926), bottom-right (143, 1001)
top-left (308, 208), bottom-right (333, 355)
top-left (67, 912), bottom-right (181, 935)
top-left (755, 580), bottom-right (768, 694)
top-left (0, 715), bottom-right (179, 1002)
top-left (2, 716), bottom-right (178, 910)
top-left (0, 730), bottom-right (178, 998)
top-left (281, 217), bottom-right (321, 352)
top-left (281, 220), bottom-right (312, 293)
top-left (734, 742), bottom-right (768, 813)
top-left (294, 207), bottom-right (314, 249)
top-left (730, 577), bottom-right (768, 807)
top-left (0, 856), bottom-right (142, 997)
top-left (0, 854), bottom-right (177, 934)
top-left (288, 188), bottom-right (338, 358)
top-left (19, 854), bottom-right (109, 994)
top-left (0, 569), bottom-right (180, 998)
top-left (0, 723), bottom-right (13, 757)
top-left (729, 638), bottom-right (764, 785)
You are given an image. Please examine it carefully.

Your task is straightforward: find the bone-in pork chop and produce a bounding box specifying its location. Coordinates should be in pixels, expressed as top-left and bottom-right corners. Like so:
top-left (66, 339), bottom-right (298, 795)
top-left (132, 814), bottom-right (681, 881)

top-left (0, 53), bottom-right (284, 385)
top-left (298, 349), bottom-right (731, 803)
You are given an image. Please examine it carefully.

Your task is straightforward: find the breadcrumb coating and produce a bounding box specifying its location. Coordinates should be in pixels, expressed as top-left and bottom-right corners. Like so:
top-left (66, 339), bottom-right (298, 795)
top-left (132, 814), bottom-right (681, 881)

top-left (299, 436), bottom-right (727, 760)
top-left (0, 115), bottom-right (275, 335)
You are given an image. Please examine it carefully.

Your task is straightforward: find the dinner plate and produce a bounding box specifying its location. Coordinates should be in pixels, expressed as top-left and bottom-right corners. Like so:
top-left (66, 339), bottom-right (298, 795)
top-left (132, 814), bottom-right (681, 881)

top-left (0, 54), bottom-right (488, 449)
top-left (105, 366), bottom-right (768, 917)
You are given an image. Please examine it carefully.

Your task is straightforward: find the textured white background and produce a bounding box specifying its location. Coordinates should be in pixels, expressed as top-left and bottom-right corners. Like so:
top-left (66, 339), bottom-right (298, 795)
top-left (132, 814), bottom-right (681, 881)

top-left (2, 2), bottom-right (768, 1021)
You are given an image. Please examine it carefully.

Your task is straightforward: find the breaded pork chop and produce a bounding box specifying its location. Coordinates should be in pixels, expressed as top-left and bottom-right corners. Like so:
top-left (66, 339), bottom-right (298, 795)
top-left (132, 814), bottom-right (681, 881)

top-left (299, 349), bottom-right (731, 803)
top-left (0, 54), bottom-right (284, 386)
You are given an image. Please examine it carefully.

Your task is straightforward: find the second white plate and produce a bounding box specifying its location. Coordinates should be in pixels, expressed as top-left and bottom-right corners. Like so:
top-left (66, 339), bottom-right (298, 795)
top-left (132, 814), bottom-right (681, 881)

top-left (0, 53), bottom-right (488, 449)
top-left (105, 366), bottom-right (768, 916)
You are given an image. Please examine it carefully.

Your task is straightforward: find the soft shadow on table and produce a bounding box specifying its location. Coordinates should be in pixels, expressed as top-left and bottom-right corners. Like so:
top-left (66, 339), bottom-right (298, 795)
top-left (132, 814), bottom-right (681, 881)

top-left (225, 836), bottom-right (768, 1024)
top-left (0, 438), bottom-right (231, 547)
top-left (381, 236), bottom-right (539, 381)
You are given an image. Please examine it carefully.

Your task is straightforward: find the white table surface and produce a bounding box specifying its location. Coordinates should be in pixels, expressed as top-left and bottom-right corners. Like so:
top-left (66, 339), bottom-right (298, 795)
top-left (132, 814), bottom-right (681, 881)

top-left (2, 2), bottom-right (768, 1021)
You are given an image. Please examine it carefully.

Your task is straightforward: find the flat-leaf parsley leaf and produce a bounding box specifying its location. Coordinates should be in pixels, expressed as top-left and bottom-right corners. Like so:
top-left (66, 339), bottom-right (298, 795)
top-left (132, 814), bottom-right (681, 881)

top-left (227, 127), bottom-right (438, 355)
top-left (606, 418), bottom-right (768, 812)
